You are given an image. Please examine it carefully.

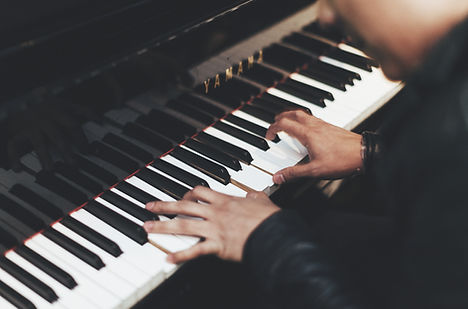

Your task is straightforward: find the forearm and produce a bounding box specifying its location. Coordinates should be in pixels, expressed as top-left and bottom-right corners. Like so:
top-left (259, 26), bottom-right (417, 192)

top-left (243, 210), bottom-right (362, 309)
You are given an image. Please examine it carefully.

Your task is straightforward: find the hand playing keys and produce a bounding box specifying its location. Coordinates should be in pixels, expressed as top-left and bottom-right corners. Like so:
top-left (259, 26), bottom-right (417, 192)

top-left (143, 186), bottom-right (279, 264)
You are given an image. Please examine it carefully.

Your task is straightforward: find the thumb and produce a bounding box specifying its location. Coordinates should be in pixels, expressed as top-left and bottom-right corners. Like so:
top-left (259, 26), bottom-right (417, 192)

top-left (273, 164), bottom-right (313, 184)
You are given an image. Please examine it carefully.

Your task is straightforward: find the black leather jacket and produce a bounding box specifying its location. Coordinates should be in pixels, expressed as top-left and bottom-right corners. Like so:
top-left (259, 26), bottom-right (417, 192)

top-left (242, 17), bottom-right (468, 309)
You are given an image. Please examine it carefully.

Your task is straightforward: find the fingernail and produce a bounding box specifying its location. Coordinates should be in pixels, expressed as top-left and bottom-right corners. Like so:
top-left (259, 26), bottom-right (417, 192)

top-left (143, 222), bottom-right (154, 232)
top-left (273, 173), bottom-right (285, 184)
top-left (146, 202), bottom-right (155, 210)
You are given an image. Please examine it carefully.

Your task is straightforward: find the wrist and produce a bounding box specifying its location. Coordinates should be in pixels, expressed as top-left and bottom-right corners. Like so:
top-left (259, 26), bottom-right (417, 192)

top-left (360, 131), bottom-right (383, 174)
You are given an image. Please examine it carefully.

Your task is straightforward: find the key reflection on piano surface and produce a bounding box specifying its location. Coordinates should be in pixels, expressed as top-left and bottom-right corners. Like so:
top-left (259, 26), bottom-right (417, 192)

top-left (0, 3), bottom-right (402, 308)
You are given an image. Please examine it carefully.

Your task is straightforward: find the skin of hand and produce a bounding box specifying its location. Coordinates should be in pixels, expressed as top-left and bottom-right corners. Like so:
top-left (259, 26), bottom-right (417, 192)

top-left (266, 110), bottom-right (362, 184)
top-left (143, 186), bottom-right (280, 264)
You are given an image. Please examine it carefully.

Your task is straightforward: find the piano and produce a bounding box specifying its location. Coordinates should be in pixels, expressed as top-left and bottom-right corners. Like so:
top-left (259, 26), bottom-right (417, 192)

top-left (0, 0), bottom-right (403, 308)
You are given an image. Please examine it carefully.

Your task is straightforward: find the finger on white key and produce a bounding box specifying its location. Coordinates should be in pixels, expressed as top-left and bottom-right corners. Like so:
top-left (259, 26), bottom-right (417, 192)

top-left (71, 209), bottom-right (174, 277)
top-left (162, 155), bottom-right (247, 197)
top-left (180, 146), bottom-right (272, 191)
top-left (95, 197), bottom-right (193, 253)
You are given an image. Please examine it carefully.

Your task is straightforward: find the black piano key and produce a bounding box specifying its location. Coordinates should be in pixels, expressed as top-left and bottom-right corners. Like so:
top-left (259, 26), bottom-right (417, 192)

top-left (224, 114), bottom-right (280, 143)
top-left (312, 60), bottom-right (361, 81)
top-left (260, 93), bottom-right (312, 114)
top-left (115, 182), bottom-right (159, 204)
top-left (305, 61), bottom-right (354, 86)
top-left (100, 191), bottom-right (159, 222)
top-left (264, 44), bottom-right (312, 70)
top-left (151, 158), bottom-right (210, 187)
top-left (184, 139), bottom-right (242, 171)
top-left (250, 97), bottom-right (285, 114)
top-left (103, 133), bottom-right (154, 163)
top-left (241, 105), bottom-right (276, 123)
top-left (10, 185), bottom-right (64, 220)
top-left (171, 148), bottom-right (231, 185)
top-left (122, 123), bottom-right (174, 154)
top-left (302, 21), bottom-right (345, 42)
top-left (14, 246), bottom-right (77, 290)
top-left (91, 141), bottom-right (140, 173)
top-left (35, 171), bottom-right (88, 206)
top-left (61, 216), bottom-right (123, 258)
top-left (0, 257), bottom-right (58, 303)
top-left (145, 110), bottom-right (197, 139)
top-left (135, 115), bottom-right (184, 143)
top-left (53, 162), bottom-right (103, 195)
top-left (0, 279), bottom-right (36, 309)
top-left (194, 132), bottom-right (253, 164)
top-left (287, 78), bottom-right (334, 101)
top-left (73, 154), bottom-right (118, 186)
top-left (276, 82), bottom-right (326, 108)
top-left (213, 122), bottom-right (270, 151)
top-left (241, 63), bottom-right (284, 86)
top-left (0, 225), bottom-right (19, 251)
top-left (205, 79), bottom-right (260, 108)
top-left (325, 48), bottom-right (377, 71)
top-left (167, 100), bottom-right (215, 126)
top-left (84, 201), bottom-right (148, 245)
top-left (42, 228), bottom-right (105, 270)
top-left (282, 32), bottom-right (331, 55)
top-left (300, 67), bottom-right (347, 90)
top-left (209, 78), bottom-right (260, 101)
top-left (178, 94), bottom-right (226, 118)
top-left (136, 169), bottom-right (190, 200)
top-left (0, 195), bottom-right (45, 232)
top-left (203, 84), bottom-right (245, 109)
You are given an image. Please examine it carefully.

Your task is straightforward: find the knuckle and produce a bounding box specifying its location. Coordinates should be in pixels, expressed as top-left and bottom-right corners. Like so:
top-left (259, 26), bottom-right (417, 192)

top-left (191, 185), bottom-right (206, 195)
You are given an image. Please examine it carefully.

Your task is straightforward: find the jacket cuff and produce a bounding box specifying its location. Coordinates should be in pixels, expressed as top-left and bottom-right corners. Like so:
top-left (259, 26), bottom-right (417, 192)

top-left (242, 210), bottom-right (315, 284)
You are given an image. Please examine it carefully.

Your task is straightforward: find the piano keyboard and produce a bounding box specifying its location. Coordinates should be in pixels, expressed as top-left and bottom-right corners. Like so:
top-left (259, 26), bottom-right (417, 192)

top-left (0, 3), bottom-right (402, 309)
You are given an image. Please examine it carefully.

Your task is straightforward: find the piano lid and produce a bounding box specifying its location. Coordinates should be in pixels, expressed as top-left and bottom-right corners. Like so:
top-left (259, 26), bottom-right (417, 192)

top-left (0, 0), bottom-right (253, 103)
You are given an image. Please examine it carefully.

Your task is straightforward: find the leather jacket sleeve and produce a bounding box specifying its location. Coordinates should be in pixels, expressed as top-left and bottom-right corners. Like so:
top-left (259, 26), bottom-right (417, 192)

top-left (242, 210), bottom-right (362, 309)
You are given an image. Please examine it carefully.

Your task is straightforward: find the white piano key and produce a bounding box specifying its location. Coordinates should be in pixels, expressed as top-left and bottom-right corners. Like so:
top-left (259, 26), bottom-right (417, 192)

top-left (71, 209), bottom-right (175, 276)
top-left (319, 55), bottom-right (398, 109)
top-left (26, 235), bottom-right (123, 309)
top-left (161, 155), bottom-right (247, 197)
top-left (111, 187), bottom-right (201, 248)
top-left (221, 119), bottom-right (305, 161)
top-left (146, 166), bottom-right (192, 190)
top-left (180, 145), bottom-right (273, 191)
top-left (233, 110), bottom-right (308, 155)
top-left (111, 187), bottom-right (147, 208)
top-left (205, 127), bottom-right (299, 174)
top-left (48, 224), bottom-right (135, 308)
top-left (290, 73), bottom-right (363, 114)
top-left (52, 223), bottom-right (144, 305)
top-left (266, 88), bottom-right (350, 127)
top-left (95, 197), bottom-right (194, 253)
top-left (0, 267), bottom-right (63, 309)
top-left (5, 251), bottom-right (98, 309)
top-left (0, 294), bottom-right (17, 309)
top-left (126, 177), bottom-right (176, 202)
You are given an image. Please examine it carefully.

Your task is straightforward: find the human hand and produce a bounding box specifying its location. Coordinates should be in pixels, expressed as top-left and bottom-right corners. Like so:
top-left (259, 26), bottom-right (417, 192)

top-left (266, 110), bottom-right (363, 183)
top-left (143, 186), bottom-right (280, 264)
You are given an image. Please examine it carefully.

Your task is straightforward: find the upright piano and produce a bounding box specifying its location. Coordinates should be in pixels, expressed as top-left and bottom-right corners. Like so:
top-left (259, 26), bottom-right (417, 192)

top-left (0, 1), bottom-right (402, 308)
